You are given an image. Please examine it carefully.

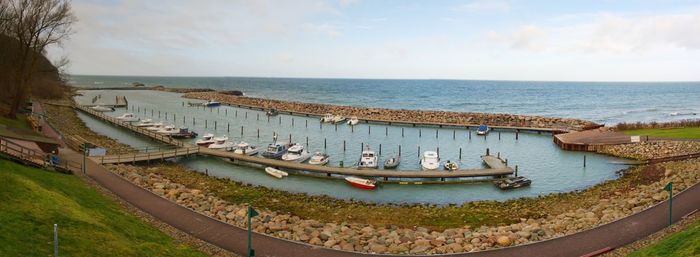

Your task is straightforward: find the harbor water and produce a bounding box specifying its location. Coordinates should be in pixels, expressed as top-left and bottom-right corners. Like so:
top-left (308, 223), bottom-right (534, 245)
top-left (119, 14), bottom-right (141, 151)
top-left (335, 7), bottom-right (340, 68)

top-left (75, 90), bottom-right (626, 204)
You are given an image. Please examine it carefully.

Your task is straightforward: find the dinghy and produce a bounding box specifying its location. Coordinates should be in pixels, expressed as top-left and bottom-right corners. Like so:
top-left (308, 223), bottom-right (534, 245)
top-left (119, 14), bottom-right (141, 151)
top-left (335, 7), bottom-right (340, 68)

top-left (345, 177), bottom-right (376, 190)
top-left (383, 155), bottom-right (400, 169)
top-left (443, 160), bottom-right (459, 171)
top-left (265, 167), bottom-right (289, 179)
top-left (476, 124), bottom-right (490, 135)
top-left (494, 176), bottom-right (532, 190)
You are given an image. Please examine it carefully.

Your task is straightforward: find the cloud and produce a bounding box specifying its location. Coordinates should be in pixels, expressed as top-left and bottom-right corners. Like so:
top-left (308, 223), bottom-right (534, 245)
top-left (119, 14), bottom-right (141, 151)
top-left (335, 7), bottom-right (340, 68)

top-left (338, 0), bottom-right (358, 7)
top-left (486, 25), bottom-right (547, 51)
top-left (302, 23), bottom-right (342, 37)
top-left (453, 0), bottom-right (510, 12)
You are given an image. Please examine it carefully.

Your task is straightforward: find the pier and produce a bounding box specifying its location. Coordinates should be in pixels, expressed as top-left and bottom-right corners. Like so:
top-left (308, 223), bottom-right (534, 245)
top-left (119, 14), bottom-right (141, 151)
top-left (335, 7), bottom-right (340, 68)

top-left (76, 105), bottom-right (514, 180)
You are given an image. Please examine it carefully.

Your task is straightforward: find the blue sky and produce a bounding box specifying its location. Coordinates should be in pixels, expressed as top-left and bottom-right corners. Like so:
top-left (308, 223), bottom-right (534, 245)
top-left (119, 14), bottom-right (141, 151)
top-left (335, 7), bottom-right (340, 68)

top-left (53, 0), bottom-right (700, 81)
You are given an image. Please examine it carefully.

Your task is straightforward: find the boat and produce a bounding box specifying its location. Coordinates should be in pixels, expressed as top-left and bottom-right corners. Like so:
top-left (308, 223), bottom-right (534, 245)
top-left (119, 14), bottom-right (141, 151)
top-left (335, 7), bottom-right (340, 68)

top-left (266, 109), bottom-right (279, 116)
top-left (208, 136), bottom-right (234, 151)
top-left (476, 124), bottom-right (490, 135)
top-left (265, 167), bottom-right (289, 179)
top-left (204, 100), bottom-right (221, 107)
top-left (134, 119), bottom-right (154, 127)
top-left (90, 105), bottom-right (115, 112)
top-left (145, 122), bottom-right (165, 131)
top-left (195, 133), bottom-right (216, 146)
top-left (331, 115), bottom-right (346, 124)
top-left (358, 146), bottom-right (378, 169)
top-left (156, 125), bottom-right (178, 135)
top-left (347, 116), bottom-right (359, 126)
top-left (493, 176), bottom-right (532, 190)
top-left (344, 177), bottom-right (376, 190)
top-left (383, 155), bottom-right (400, 169)
top-left (281, 144), bottom-right (311, 162)
top-left (233, 142), bottom-right (259, 156)
top-left (170, 128), bottom-right (198, 139)
top-left (307, 152), bottom-right (330, 165)
top-left (420, 151), bottom-right (440, 170)
top-left (261, 143), bottom-right (289, 159)
top-left (443, 160), bottom-right (459, 171)
top-left (115, 113), bottom-right (139, 122)
top-left (320, 113), bottom-right (334, 123)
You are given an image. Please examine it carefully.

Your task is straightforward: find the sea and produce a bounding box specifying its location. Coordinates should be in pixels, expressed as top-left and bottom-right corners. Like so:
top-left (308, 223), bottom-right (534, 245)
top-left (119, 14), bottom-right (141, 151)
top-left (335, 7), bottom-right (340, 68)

top-left (70, 75), bottom-right (700, 125)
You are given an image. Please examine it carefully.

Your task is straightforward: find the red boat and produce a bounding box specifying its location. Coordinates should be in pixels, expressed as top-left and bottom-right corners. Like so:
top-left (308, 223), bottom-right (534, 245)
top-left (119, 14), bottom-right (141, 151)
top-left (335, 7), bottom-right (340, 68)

top-left (344, 177), bottom-right (377, 190)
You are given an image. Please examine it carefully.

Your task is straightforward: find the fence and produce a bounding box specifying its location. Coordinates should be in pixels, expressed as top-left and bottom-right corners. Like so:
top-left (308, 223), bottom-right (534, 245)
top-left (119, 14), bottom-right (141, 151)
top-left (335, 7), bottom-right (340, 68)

top-left (0, 137), bottom-right (82, 173)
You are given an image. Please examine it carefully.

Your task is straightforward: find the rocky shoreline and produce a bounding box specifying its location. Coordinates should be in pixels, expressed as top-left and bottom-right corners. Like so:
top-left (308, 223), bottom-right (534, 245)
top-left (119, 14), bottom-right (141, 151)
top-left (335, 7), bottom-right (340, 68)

top-left (596, 141), bottom-right (700, 160)
top-left (183, 92), bottom-right (599, 131)
top-left (107, 160), bottom-right (699, 255)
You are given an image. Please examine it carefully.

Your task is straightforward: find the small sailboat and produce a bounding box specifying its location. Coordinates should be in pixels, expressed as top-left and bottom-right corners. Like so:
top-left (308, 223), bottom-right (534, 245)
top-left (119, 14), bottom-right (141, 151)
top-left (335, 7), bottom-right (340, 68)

top-left (331, 115), bottom-right (346, 124)
top-left (233, 142), bottom-right (259, 156)
top-left (196, 133), bottom-right (215, 146)
top-left (443, 160), bottom-right (459, 171)
top-left (208, 136), bottom-right (234, 151)
top-left (383, 155), bottom-right (400, 169)
top-left (262, 143), bottom-right (289, 159)
top-left (420, 151), bottom-right (440, 170)
top-left (115, 113), bottom-right (139, 122)
top-left (134, 119), bottom-right (154, 127)
top-left (320, 113), bottom-right (334, 123)
top-left (358, 145), bottom-right (378, 169)
top-left (347, 116), bottom-right (359, 126)
top-left (266, 109), bottom-right (279, 116)
top-left (281, 144), bottom-right (311, 162)
top-left (476, 124), bottom-right (490, 135)
top-left (345, 177), bottom-right (376, 190)
top-left (204, 100), bottom-right (221, 107)
top-left (308, 152), bottom-right (330, 165)
top-left (265, 167), bottom-right (289, 179)
top-left (90, 105), bottom-right (115, 112)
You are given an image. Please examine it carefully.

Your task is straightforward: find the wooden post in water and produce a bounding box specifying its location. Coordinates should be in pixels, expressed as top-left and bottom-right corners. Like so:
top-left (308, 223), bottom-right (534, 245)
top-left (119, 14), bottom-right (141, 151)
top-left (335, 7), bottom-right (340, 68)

top-left (235, 110), bottom-right (238, 117)
top-left (453, 130), bottom-right (455, 139)
top-left (245, 112), bottom-right (248, 119)
top-left (516, 130), bottom-right (519, 140)
top-left (436, 129), bottom-right (438, 138)
top-left (205, 120), bottom-right (207, 128)
top-left (459, 147), bottom-right (462, 159)
top-left (193, 117), bottom-right (196, 126)
top-left (267, 116), bottom-right (270, 123)
top-left (292, 118), bottom-right (294, 127)
top-left (257, 129), bottom-right (260, 138)
top-left (351, 125), bottom-right (354, 133)
top-left (402, 128), bottom-right (404, 137)
top-left (183, 116), bottom-right (185, 124)
top-left (217, 108), bottom-right (220, 114)
top-left (335, 123), bottom-right (338, 131)
top-left (343, 140), bottom-right (346, 151)
top-left (324, 138), bottom-right (327, 149)
top-left (214, 121), bottom-right (217, 130)
top-left (379, 144), bottom-right (382, 155)
top-left (368, 125), bottom-right (371, 135)
top-left (515, 165), bottom-right (519, 176)
top-left (418, 146), bottom-right (420, 157)
top-left (257, 113), bottom-right (259, 120)
top-left (289, 134), bottom-right (292, 143)
top-left (385, 127), bottom-right (388, 136)
top-left (437, 147), bottom-right (439, 156)
top-left (279, 116), bottom-right (281, 124)
top-left (486, 148), bottom-right (490, 156)
top-left (305, 120), bottom-right (308, 128)
top-left (306, 136), bottom-right (309, 147)
top-left (165, 112), bottom-right (168, 120)
top-left (469, 130), bottom-right (472, 140)
top-left (227, 123), bottom-right (230, 132)
top-left (158, 111), bottom-right (161, 118)
top-left (583, 155), bottom-right (586, 167)
top-left (240, 126), bottom-right (244, 136)
top-left (225, 109), bottom-right (228, 116)
top-left (151, 110), bottom-right (153, 117)
top-left (499, 132), bottom-right (501, 140)
top-left (419, 129), bottom-right (422, 137)
top-left (398, 145), bottom-right (401, 156)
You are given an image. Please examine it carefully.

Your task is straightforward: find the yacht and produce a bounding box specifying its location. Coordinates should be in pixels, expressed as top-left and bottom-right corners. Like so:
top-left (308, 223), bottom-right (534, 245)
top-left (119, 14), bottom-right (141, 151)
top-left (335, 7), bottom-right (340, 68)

top-left (233, 142), bottom-right (259, 156)
top-left (420, 151), bottom-right (440, 170)
top-left (195, 133), bottom-right (215, 146)
top-left (116, 113), bottom-right (139, 122)
top-left (90, 105), bottom-right (114, 112)
top-left (320, 113), bottom-right (334, 123)
top-left (281, 144), bottom-right (311, 162)
top-left (262, 143), bottom-right (288, 159)
top-left (308, 152), bottom-right (330, 165)
top-left (208, 136), bottom-right (234, 151)
top-left (347, 116), bottom-right (359, 126)
top-left (358, 146), bottom-right (378, 169)
top-left (134, 119), bottom-right (154, 127)
top-left (145, 122), bottom-right (165, 131)
top-left (156, 125), bottom-right (178, 135)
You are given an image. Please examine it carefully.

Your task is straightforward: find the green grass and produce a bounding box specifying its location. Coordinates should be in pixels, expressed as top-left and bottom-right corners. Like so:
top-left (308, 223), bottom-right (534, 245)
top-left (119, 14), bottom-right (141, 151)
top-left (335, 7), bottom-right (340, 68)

top-left (0, 159), bottom-right (209, 257)
top-left (628, 218), bottom-right (700, 257)
top-left (0, 114), bottom-right (30, 129)
top-left (622, 127), bottom-right (700, 140)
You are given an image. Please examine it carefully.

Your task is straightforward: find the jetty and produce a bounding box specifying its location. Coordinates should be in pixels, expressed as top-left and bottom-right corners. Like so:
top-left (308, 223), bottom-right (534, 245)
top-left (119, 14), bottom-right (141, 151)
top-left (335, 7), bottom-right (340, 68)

top-left (82, 95), bottom-right (129, 108)
top-left (76, 105), bottom-right (514, 181)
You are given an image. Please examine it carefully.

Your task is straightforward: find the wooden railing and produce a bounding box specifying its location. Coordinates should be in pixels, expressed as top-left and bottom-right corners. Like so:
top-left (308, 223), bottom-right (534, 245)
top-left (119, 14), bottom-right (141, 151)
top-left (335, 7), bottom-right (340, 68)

top-left (76, 106), bottom-right (185, 147)
top-left (0, 137), bottom-right (82, 173)
top-left (95, 146), bottom-right (200, 164)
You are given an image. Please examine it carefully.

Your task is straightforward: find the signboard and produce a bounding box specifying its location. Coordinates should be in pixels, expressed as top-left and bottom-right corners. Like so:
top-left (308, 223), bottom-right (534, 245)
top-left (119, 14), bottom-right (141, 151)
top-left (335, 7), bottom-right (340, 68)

top-left (88, 147), bottom-right (106, 156)
top-left (630, 136), bottom-right (641, 143)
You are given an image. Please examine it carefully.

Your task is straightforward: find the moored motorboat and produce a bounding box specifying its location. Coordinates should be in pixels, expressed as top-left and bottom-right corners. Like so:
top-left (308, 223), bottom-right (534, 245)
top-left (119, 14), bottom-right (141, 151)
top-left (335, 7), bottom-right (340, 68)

top-left (443, 160), bottom-right (459, 171)
top-left (156, 125), bottom-right (178, 135)
top-left (476, 124), bottom-right (490, 135)
top-left (347, 116), bottom-right (359, 126)
top-left (420, 151), bottom-right (440, 170)
top-left (331, 115), bottom-right (346, 124)
top-left (195, 133), bottom-right (215, 146)
top-left (266, 109), bottom-right (279, 116)
top-left (145, 122), bottom-right (164, 131)
top-left (320, 113), bottom-right (334, 123)
top-left (383, 155), bottom-right (400, 169)
top-left (115, 113), bottom-right (139, 122)
top-left (204, 100), bottom-right (221, 107)
top-left (265, 167), bottom-right (289, 179)
top-left (134, 119), bottom-right (154, 127)
top-left (233, 142), bottom-right (259, 156)
top-left (262, 143), bottom-right (289, 159)
top-left (345, 176), bottom-right (377, 190)
top-left (308, 152), bottom-right (330, 165)
top-left (170, 128), bottom-right (198, 139)
top-left (281, 144), bottom-right (311, 162)
top-left (90, 105), bottom-right (115, 112)
top-left (493, 176), bottom-right (532, 190)
top-left (358, 145), bottom-right (378, 169)
top-left (208, 136), bottom-right (234, 151)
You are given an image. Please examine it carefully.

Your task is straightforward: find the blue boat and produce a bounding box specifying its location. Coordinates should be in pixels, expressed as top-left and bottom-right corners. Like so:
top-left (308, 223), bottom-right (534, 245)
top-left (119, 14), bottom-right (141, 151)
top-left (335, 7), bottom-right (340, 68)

top-left (261, 143), bottom-right (289, 159)
top-left (476, 124), bottom-right (490, 135)
top-left (204, 100), bottom-right (221, 107)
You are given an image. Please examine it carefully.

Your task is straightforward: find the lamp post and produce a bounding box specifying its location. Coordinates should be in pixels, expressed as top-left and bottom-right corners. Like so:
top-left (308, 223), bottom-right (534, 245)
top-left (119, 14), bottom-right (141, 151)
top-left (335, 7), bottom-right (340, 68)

top-left (82, 143), bottom-right (88, 174)
top-left (664, 182), bottom-right (673, 226)
top-left (248, 206), bottom-right (259, 257)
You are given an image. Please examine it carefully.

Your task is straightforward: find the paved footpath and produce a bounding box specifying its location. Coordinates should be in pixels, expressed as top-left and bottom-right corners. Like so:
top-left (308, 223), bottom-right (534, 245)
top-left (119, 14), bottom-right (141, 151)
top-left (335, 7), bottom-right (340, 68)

top-left (60, 150), bottom-right (699, 257)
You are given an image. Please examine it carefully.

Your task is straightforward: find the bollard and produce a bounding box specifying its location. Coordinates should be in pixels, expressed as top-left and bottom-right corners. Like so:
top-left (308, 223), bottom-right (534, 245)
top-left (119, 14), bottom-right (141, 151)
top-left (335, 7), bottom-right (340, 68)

top-left (343, 140), bottom-right (346, 151)
top-left (486, 148), bottom-right (490, 156)
top-left (583, 155), bottom-right (587, 167)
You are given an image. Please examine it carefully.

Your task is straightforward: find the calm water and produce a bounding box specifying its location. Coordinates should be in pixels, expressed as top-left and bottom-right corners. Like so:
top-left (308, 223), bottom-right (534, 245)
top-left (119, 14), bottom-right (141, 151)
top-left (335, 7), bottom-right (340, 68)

top-left (75, 90), bottom-right (625, 204)
top-left (70, 75), bottom-right (700, 124)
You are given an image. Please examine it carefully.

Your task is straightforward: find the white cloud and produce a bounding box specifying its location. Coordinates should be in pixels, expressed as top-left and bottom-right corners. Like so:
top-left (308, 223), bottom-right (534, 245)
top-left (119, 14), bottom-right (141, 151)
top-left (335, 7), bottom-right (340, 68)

top-left (453, 0), bottom-right (510, 12)
top-left (302, 23), bottom-right (342, 37)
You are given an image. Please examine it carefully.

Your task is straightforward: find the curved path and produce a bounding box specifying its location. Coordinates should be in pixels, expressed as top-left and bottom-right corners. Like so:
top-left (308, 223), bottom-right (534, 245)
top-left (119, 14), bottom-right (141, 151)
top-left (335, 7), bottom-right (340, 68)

top-left (61, 149), bottom-right (699, 257)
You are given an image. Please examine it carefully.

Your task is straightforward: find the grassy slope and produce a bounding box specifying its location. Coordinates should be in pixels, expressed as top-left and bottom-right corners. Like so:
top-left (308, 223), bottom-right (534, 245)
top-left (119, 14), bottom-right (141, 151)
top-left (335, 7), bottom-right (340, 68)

top-left (628, 218), bottom-right (700, 257)
top-left (0, 114), bottom-right (30, 129)
top-left (0, 160), bottom-right (209, 257)
top-left (622, 127), bottom-right (700, 140)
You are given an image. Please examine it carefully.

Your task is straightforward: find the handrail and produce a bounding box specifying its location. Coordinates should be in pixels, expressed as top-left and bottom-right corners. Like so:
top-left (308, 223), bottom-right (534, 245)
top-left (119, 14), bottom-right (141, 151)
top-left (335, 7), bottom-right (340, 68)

top-left (0, 136), bottom-right (82, 172)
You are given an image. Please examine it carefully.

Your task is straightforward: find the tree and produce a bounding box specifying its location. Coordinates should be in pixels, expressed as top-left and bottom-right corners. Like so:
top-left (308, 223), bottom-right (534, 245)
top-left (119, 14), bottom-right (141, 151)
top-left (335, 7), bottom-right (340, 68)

top-left (0, 0), bottom-right (75, 118)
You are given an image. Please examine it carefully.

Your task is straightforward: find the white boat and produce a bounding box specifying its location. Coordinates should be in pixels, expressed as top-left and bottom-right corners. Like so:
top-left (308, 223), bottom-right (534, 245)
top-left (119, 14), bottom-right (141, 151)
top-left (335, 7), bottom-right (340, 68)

top-left (116, 113), bottom-right (139, 122)
top-left (90, 105), bottom-right (114, 112)
top-left (358, 146), bottom-right (378, 169)
top-left (331, 115), bottom-right (346, 124)
top-left (420, 151), bottom-right (440, 170)
top-left (476, 124), bottom-right (490, 135)
top-left (347, 116), bottom-right (359, 126)
top-left (204, 100), bottom-right (221, 107)
top-left (443, 160), bottom-right (459, 171)
top-left (345, 177), bottom-right (376, 190)
top-left (233, 142), bottom-right (259, 156)
top-left (145, 122), bottom-right (164, 131)
top-left (320, 113), bottom-right (334, 123)
top-left (134, 119), bottom-right (154, 127)
top-left (208, 136), bottom-right (234, 151)
top-left (195, 133), bottom-right (215, 146)
top-left (281, 144), bottom-right (311, 162)
top-left (265, 167), bottom-right (289, 179)
top-left (156, 125), bottom-right (178, 135)
top-left (308, 152), bottom-right (330, 165)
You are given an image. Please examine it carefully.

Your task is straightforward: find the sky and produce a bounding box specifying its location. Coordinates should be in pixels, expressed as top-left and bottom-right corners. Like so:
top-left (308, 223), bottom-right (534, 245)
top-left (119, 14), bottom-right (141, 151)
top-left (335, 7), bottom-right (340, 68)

top-left (50, 0), bottom-right (700, 81)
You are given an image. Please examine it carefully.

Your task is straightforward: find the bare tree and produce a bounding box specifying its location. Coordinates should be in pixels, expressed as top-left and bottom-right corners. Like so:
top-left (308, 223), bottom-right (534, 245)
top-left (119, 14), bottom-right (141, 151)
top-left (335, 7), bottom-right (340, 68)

top-left (2, 0), bottom-right (76, 118)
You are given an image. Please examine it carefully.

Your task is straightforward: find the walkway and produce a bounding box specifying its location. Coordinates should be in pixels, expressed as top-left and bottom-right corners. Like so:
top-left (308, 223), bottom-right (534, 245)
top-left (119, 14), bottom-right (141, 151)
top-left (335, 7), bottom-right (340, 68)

top-left (59, 148), bottom-right (700, 257)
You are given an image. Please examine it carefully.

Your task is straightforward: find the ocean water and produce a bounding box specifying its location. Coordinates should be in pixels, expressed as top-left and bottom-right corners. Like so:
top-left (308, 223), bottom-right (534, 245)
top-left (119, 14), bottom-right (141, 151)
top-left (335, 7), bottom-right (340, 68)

top-left (70, 75), bottom-right (700, 124)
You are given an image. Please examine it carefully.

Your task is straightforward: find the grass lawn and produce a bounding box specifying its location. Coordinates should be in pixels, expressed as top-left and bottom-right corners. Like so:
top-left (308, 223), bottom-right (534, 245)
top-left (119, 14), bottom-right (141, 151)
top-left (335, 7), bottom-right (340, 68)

top-left (623, 127), bottom-right (700, 140)
top-left (0, 159), bottom-right (209, 257)
top-left (0, 114), bottom-right (30, 129)
top-left (628, 218), bottom-right (700, 257)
